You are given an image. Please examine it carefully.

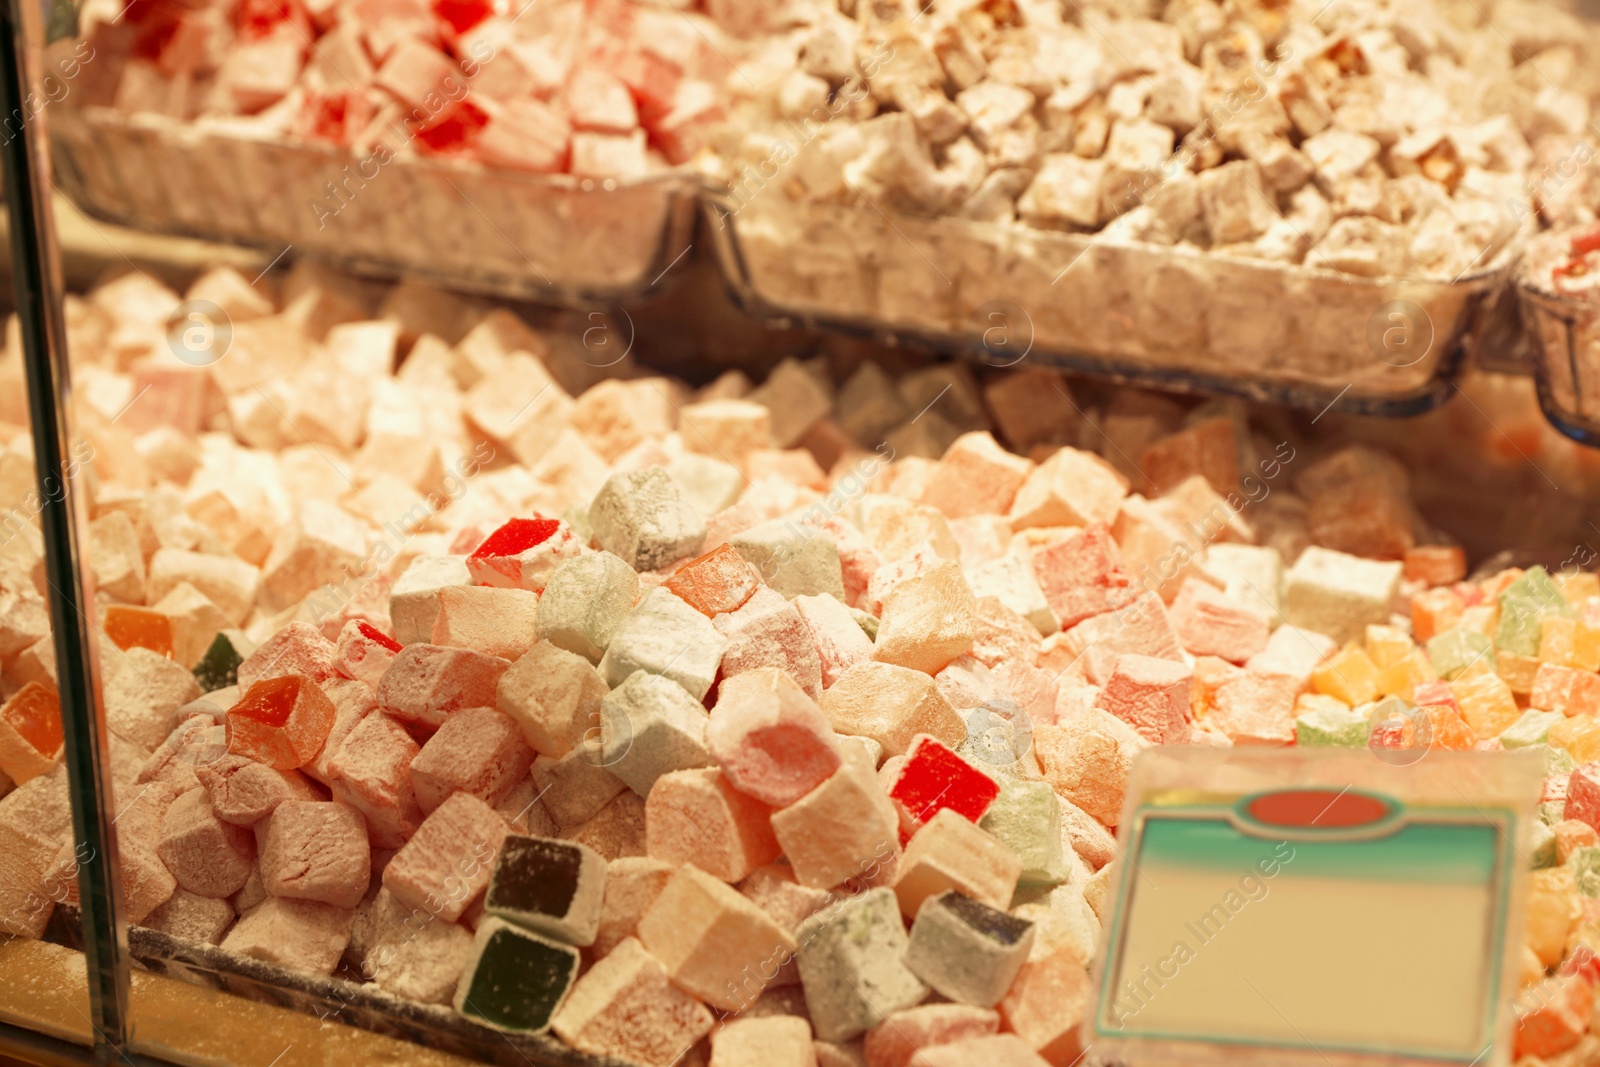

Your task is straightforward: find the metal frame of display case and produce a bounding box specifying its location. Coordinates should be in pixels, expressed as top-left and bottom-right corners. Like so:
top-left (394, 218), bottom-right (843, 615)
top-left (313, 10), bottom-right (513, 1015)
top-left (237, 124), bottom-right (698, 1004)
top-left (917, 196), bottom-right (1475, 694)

top-left (4, 1), bottom-right (1599, 1062)
top-left (0, 13), bottom-right (642, 1059)
top-left (0, 0), bottom-right (128, 1061)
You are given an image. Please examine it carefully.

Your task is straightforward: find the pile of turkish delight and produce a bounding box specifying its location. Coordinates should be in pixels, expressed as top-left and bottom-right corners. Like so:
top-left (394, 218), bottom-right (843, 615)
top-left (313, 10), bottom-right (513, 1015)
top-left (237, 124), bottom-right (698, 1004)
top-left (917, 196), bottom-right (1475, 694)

top-left (78, 0), bottom-right (730, 176)
top-left (0, 262), bottom-right (1597, 1066)
top-left (714, 0), bottom-right (1600, 280)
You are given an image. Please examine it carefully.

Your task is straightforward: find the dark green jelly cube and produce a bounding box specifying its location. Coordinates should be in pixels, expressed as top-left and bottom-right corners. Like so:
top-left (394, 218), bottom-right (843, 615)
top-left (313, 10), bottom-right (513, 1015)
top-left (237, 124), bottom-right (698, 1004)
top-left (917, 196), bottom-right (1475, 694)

top-left (487, 835), bottom-right (581, 920)
top-left (193, 632), bottom-right (246, 692)
top-left (941, 890), bottom-right (1034, 946)
top-left (454, 920), bottom-right (579, 1034)
top-left (485, 835), bottom-right (607, 947)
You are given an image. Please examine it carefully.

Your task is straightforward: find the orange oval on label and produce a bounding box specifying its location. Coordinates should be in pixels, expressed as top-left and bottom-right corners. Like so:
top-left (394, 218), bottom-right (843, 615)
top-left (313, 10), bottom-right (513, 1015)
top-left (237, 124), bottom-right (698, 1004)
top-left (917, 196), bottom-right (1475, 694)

top-left (1245, 789), bottom-right (1393, 830)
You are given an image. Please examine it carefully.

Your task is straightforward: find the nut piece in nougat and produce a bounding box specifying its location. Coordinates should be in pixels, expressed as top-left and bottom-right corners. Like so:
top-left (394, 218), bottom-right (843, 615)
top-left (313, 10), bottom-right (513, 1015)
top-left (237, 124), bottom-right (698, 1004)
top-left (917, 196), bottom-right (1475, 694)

top-left (796, 887), bottom-right (929, 1042)
top-left (589, 467), bottom-right (706, 571)
top-left (225, 675), bottom-right (336, 771)
top-left (905, 890), bottom-right (1035, 1007)
top-left (454, 917), bottom-right (581, 1034)
top-left (485, 834), bottom-right (607, 947)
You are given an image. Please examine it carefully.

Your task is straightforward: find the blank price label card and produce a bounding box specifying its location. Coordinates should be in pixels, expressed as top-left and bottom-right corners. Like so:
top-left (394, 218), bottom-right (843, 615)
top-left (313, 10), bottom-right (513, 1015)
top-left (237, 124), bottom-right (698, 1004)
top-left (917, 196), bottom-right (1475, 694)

top-left (1094, 786), bottom-right (1518, 1065)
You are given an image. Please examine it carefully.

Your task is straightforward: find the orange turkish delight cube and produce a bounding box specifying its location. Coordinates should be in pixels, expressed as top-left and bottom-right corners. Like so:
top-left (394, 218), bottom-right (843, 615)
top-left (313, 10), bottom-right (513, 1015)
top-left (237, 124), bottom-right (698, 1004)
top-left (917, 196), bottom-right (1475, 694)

top-left (0, 682), bottom-right (63, 783)
top-left (664, 543), bottom-right (760, 617)
top-left (226, 675), bottom-right (336, 771)
top-left (1402, 545), bottom-right (1465, 587)
top-left (103, 605), bottom-right (174, 658)
top-left (1410, 586), bottom-right (1464, 643)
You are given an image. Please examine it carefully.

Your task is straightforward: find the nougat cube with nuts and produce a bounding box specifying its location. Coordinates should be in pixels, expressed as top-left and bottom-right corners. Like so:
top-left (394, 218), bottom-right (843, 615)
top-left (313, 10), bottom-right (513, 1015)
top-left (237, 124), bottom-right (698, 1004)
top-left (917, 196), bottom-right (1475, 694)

top-left (1198, 159), bottom-right (1279, 244)
top-left (1018, 154), bottom-right (1108, 230)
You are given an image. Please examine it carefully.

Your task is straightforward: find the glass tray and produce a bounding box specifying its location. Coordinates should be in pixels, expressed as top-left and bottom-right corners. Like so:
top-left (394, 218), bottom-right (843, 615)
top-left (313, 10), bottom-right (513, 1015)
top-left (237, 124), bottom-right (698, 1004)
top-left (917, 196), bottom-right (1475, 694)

top-left (1516, 231), bottom-right (1600, 445)
top-left (706, 193), bottom-right (1515, 417)
top-left (51, 106), bottom-right (697, 307)
top-left (49, 907), bottom-right (631, 1067)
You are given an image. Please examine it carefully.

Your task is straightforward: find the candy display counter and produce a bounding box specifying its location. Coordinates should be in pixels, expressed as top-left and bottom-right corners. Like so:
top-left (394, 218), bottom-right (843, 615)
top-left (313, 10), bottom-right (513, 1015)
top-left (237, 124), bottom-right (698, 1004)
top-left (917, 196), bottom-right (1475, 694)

top-left (11, 0), bottom-right (1600, 1064)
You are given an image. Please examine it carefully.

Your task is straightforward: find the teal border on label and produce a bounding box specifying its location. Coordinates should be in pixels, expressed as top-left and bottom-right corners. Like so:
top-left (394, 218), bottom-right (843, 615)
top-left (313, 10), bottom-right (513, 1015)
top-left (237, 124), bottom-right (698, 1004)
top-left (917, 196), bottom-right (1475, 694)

top-left (1092, 795), bottom-right (1517, 1063)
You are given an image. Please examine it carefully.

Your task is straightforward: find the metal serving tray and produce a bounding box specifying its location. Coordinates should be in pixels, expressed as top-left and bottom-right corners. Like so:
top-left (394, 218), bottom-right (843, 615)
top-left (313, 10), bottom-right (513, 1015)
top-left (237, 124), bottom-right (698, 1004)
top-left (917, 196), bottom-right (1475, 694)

top-left (706, 192), bottom-right (1515, 417)
top-left (51, 106), bottom-right (697, 307)
top-left (49, 908), bottom-right (635, 1067)
top-left (1515, 229), bottom-right (1600, 445)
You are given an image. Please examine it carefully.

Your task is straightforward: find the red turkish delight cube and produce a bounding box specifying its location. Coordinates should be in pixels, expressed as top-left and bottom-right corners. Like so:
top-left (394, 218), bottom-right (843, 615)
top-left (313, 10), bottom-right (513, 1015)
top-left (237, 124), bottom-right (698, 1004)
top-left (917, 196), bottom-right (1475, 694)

top-left (888, 735), bottom-right (1000, 837)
